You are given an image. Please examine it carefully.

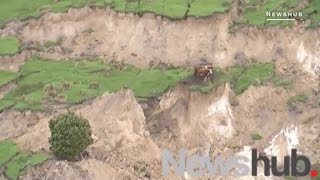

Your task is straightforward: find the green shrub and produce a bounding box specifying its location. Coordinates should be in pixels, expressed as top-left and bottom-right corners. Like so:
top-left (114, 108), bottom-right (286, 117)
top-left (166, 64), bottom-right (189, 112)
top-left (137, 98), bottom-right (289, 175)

top-left (251, 133), bottom-right (262, 141)
top-left (49, 112), bottom-right (93, 161)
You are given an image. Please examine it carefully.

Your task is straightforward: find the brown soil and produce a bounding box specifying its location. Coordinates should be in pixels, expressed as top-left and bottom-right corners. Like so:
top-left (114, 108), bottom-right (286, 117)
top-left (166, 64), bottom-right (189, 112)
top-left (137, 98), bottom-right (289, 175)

top-left (0, 6), bottom-right (319, 76)
top-left (0, 5), bottom-right (319, 180)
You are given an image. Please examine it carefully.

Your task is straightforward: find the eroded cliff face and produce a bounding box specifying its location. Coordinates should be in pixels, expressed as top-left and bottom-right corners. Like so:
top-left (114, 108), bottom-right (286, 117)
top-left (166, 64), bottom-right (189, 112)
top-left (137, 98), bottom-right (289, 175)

top-left (0, 5), bottom-right (319, 180)
top-left (0, 6), bottom-right (319, 76)
top-left (9, 82), bottom-right (316, 179)
top-left (297, 41), bottom-right (320, 75)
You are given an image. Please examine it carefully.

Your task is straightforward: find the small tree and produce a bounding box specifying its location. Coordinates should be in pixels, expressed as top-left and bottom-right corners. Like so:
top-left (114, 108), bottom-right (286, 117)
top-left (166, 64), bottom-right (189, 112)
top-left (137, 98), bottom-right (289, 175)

top-left (49, 112), bottom-right (93, 161)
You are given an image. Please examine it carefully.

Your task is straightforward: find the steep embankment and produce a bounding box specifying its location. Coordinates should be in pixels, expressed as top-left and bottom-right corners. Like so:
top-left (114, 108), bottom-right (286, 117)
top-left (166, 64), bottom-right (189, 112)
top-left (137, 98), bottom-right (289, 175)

top-left (1, 6), bottom-right (319, 76)
top-left (0, 4), bottom-right (319, 180)
top-left (10, 82), bottom-right (318, 179)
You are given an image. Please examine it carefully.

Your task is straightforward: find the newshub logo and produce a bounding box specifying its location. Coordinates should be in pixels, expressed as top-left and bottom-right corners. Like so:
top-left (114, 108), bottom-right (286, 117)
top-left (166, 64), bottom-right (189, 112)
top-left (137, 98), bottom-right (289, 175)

top-left (162, 149), bottom-right (318, 178)
top-left (266, 11), bottom-right (303, 18)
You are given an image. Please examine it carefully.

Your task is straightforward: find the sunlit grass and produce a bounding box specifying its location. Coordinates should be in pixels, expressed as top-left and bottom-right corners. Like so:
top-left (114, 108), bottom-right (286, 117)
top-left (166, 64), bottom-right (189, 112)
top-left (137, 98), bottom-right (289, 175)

top-left (0, 58), bottom-right (192, 111)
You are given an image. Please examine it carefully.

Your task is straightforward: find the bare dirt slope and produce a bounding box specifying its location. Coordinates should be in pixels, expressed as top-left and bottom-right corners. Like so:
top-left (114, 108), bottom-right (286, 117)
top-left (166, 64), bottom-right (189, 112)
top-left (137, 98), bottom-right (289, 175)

top-left (7, 83), bottom-right (317, 180)
top-left (0, 4), bottom-right (319, 180)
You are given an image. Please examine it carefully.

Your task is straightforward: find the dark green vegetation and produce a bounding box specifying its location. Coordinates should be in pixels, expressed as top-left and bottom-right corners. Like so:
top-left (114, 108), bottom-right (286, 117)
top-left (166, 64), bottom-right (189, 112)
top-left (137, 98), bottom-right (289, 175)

top-left (49, 112), bottom-right (93, 160)
top-left (0, 37), bottom-right (20, 55)
top-left (0, 140), bottom-right (49, 180)
top-left (238, 0), bottom-right (320, 28)
top-left (191, 63), bottom-right (275, 94)
top-left (0, 0), bottom-right (231, 26)
top-left (251, 133), bottom-right (262, 140)
top-left (287, 94), bottom-right (308, 106)
top-left (0, 58), bottom-right (192, 111)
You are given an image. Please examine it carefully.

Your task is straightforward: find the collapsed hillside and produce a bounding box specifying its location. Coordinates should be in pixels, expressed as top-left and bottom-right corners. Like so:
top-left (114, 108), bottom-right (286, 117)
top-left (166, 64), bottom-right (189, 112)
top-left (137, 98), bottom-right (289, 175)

top-left (0, 82), bottom-right (317, 179)
top-left (0, 3), bottom-right (319, 180)
top-left (0, 6), bottom-right (319, 76)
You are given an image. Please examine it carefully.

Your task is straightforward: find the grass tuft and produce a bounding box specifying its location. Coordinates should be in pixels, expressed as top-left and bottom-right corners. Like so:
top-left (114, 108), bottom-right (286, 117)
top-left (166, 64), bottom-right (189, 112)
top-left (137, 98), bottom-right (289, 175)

top-left (287, 94), bottom-right (308, 106)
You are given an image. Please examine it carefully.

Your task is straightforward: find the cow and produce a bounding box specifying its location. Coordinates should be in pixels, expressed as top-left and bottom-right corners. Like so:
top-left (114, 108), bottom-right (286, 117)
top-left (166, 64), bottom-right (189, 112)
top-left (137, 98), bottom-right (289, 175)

top-left (194, 65), bottom-right (214, 83)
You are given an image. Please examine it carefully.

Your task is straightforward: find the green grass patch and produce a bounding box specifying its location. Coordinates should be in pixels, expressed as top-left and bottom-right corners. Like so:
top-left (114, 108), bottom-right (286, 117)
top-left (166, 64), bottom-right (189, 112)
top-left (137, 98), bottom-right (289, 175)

top-left (137, 0), bottom-right (164, 15)
top-left (0, 0), bottom-right (233, 27)
top-left (229, 63), bottom-right (275, 94)
top-left (0, 71), bottom-right (17, 87)
top-left (238, 0), bottom-right (300, 26)
top-left (0, 140), bottom-right (19, 167)
top-left (251, 133), bottom-right (262, 141)
top-left (5, 153), bottom-right (49, 180)
top-left (0, 140), bottom-right (49, 180)
top-left (111, 0), bottom-right (233, 19)
top-left (238, 0), bottom-right (320, 28)
top-left (0, 36), bottom-right (20, 55)
top-left (0, 58), bottom-right (192, 111)
top-left (0, 0), bottom-right (113, 27)
top-left (302, 0), bottom-right (320, 28)
top-left (287, 94), bottom-right (308, 106)
top-left (162, 0), bottom-right (189, 19)
top-left (0, 0), bottom-right (318, 28)
top-left (190, 63), bottom-right (275, 94)
top-left (188, 0), bottom-right (231, 17)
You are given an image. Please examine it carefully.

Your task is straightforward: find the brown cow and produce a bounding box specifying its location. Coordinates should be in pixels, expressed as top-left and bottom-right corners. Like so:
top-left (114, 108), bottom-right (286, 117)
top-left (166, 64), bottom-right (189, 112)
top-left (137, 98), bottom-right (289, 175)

top-left (194, 65), bottom-right (213, 83)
